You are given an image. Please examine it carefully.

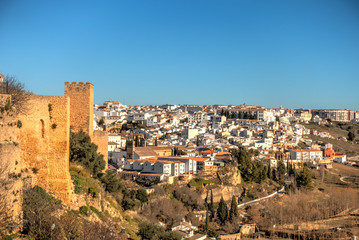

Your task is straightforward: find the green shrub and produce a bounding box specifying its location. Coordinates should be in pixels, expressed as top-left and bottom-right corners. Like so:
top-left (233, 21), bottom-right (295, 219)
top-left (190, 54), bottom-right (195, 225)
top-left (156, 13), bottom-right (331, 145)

top-left (71, 174), bottom-right (83, 194)
top-left (88, 187), bottom-right (99, 198)
top-left (70, 130), bottom-right (105, 176)
top-left (89, 206), bottom-right (101, 217)
top-left (79, 206), bottom-right (90, 216)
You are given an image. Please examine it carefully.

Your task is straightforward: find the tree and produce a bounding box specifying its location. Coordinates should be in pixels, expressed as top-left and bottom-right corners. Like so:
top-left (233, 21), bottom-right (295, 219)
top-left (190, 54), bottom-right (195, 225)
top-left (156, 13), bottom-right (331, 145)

top-left (136, 189), bottom-right (149, 204)
top-left (2, 75), bottom-right (29, 114)
top-left (22, 186), bottom-right (63, 239)
top-left (209, 190), bottom-right (214, 212)
top-left (100, 171), bottom-right (123, 193)
top-left (217, 197), bottom-right (228, 225)
top-left (98, 118), bottom-right (104, 126)
top-left (141, 199), bottom-right (187, 227)
top-left (160, 231), bottom-right (181, 240)
top-left (205, 209), bottom-right (209, 232)
top-left (69, 130), bottom-right (105, 176)
top-left (348, 132), bottom-right (355, 141)
top-left (277, 160), bottom-right (286, 184)
top-left (296, 167), bottom-right (313, 190)
top-left (138, 221), bottom-right (165, 240)
top-left (229, 196), bottom-right (239, 222)
top-left (267, 165), bottom-right (272, 179)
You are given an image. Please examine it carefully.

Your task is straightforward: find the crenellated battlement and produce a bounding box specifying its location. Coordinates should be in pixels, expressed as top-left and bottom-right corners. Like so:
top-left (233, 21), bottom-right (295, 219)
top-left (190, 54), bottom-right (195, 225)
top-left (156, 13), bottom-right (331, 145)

top-left (64, 82), bottom-right (94, 93)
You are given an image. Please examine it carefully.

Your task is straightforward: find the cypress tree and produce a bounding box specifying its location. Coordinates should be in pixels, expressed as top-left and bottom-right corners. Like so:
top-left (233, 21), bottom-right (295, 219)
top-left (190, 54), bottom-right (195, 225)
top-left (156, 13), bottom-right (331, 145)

top-left (217, 197), bottom-right (228, 225)
top-left (205, 209), bottom-right (209, 232)
top-left (229, 196), bottom-right (239, 222)
top-left (209, 190), bottom-right (214, 211)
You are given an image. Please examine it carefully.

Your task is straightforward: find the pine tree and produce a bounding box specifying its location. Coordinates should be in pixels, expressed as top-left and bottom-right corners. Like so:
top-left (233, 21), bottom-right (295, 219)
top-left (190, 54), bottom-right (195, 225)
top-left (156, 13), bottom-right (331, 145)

top-left (229, 196), bottom-right (239, 222)
top-left (296, 167), bottom-right (313, 190)
top-left (217, 197), bottom-right (228, 225)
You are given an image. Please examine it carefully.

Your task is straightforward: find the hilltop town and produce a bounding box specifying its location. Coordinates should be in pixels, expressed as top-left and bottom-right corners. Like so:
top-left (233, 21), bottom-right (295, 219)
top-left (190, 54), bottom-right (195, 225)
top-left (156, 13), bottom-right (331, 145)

top-left (99, 100), bottom-right (358, 184)
top-left (1, 77), bottom-right (359, 240)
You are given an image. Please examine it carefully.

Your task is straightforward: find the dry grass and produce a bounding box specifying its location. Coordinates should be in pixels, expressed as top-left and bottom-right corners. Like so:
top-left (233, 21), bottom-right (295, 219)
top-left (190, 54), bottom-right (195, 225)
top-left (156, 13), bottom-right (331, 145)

top-left (332, 162), bottom-right (359, 177)
top-left (304, 123), bottom-right (350, 138)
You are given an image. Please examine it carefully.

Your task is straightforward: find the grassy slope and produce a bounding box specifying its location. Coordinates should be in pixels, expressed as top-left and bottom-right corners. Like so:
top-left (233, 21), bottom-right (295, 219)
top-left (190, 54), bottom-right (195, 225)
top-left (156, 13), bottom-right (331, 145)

top-left (304, 122), bottom-right (359, 140)
top-left (307, 135), bottom-right (359, 156)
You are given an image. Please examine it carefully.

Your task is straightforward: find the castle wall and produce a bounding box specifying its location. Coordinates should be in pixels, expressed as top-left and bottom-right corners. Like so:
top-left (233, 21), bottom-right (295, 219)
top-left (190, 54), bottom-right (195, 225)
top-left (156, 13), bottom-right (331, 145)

top-left (18, 95), bottom-right (72, 205)
top-left (93, 130), bottom-right (109, 170)
top-left (64, 82), bottom-right (94, 138)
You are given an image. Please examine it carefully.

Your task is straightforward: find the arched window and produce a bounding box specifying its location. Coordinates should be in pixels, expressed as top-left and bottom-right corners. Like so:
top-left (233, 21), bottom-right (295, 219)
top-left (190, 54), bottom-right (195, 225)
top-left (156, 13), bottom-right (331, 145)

top-left (40, 119), bottom-right (45, 138)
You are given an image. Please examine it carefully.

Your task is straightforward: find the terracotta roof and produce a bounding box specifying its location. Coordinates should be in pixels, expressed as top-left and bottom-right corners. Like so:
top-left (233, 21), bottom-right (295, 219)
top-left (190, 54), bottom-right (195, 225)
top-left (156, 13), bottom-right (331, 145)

top-left (291, 149), bottom-right (322, 152)
top-left (216, 152), bottom-right (231, 155)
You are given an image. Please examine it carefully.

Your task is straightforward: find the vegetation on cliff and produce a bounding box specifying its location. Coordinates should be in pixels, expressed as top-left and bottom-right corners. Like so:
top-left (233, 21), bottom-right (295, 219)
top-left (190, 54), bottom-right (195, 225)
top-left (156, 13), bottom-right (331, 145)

top-left (69, 130), bottom-right (106, 176)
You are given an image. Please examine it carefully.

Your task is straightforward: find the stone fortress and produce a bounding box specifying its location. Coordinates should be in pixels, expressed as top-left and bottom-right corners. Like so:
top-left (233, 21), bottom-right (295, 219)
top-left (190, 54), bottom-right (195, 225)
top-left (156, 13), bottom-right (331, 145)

top-left (0, 80), bottom-right (108, 206)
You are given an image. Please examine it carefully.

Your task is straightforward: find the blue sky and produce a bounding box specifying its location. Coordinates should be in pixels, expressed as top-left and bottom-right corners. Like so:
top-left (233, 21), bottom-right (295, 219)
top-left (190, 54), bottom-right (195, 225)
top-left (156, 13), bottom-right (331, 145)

top-left (0, 0), bottom-right (358, 109)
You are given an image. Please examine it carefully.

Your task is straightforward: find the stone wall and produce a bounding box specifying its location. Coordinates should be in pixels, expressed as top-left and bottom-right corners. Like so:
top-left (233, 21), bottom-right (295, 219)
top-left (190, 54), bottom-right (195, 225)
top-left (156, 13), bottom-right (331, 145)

top-left (64, 82), bottom-right (94, 138)
top-left (93, 130), bottom-right (109, 170)
top-left (0, 107), bottom-right (35, 227)
top-left (18, 95), bottom-right (72, 205)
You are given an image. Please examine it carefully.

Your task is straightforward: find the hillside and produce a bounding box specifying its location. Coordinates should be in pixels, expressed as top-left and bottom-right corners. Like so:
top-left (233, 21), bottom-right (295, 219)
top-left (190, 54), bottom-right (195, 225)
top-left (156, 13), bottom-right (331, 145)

top-left (303, 122), bottom-right (359, 156)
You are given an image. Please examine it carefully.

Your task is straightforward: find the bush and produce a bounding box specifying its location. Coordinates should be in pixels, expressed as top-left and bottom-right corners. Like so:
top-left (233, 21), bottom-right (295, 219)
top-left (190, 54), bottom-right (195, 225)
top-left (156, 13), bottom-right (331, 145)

top-left (173, 187), bottom-right (204, 210)
top-left (79, 206), bottom-right (90, 216)
top-left (22, 186), bottom-right (62, 239)
top-left (136, 189), bottom-right (148, 204)
top-left (69, 130), bottom-right (105, 176)
top-left (141, 198), bottom-right (187, 227)
top-left (88, 187), bottom-right (99, 198)
top-left (71, 173), bottom-right (83, 194)
top-left (100, 171), bottom-right (123, 193)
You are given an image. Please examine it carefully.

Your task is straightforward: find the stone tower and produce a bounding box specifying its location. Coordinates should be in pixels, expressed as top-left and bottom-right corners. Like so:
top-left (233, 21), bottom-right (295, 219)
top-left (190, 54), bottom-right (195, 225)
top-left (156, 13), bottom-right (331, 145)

top-left (64, 82), bottom-right (94, 138)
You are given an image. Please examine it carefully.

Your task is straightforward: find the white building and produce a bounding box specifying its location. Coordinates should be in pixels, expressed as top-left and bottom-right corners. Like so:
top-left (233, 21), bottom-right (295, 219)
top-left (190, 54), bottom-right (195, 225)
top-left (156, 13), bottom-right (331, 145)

top-left (289, 149), bottom-right (323, 162)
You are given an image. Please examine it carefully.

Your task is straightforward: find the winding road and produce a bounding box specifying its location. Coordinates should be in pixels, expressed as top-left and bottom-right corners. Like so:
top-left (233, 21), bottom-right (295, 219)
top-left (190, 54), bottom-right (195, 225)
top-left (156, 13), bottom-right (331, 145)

top-left (238, 186), bottom-right (285, 208)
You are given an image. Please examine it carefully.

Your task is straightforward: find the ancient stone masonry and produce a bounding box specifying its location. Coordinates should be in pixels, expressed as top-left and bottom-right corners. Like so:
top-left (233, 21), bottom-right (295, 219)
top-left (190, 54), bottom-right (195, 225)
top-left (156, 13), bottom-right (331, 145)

top-left (1, 81), bottom-right (107, 207)
top-left (18, 95), bottom-right (72, 205)
top-left (0, 96), bottom-right (35, 227)
top-left (64, 82), bottom-right (94, 138)
top-left (93, 130), bottom-right (109, 170)
top-left (65, 82), bottom-right (108, 170)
